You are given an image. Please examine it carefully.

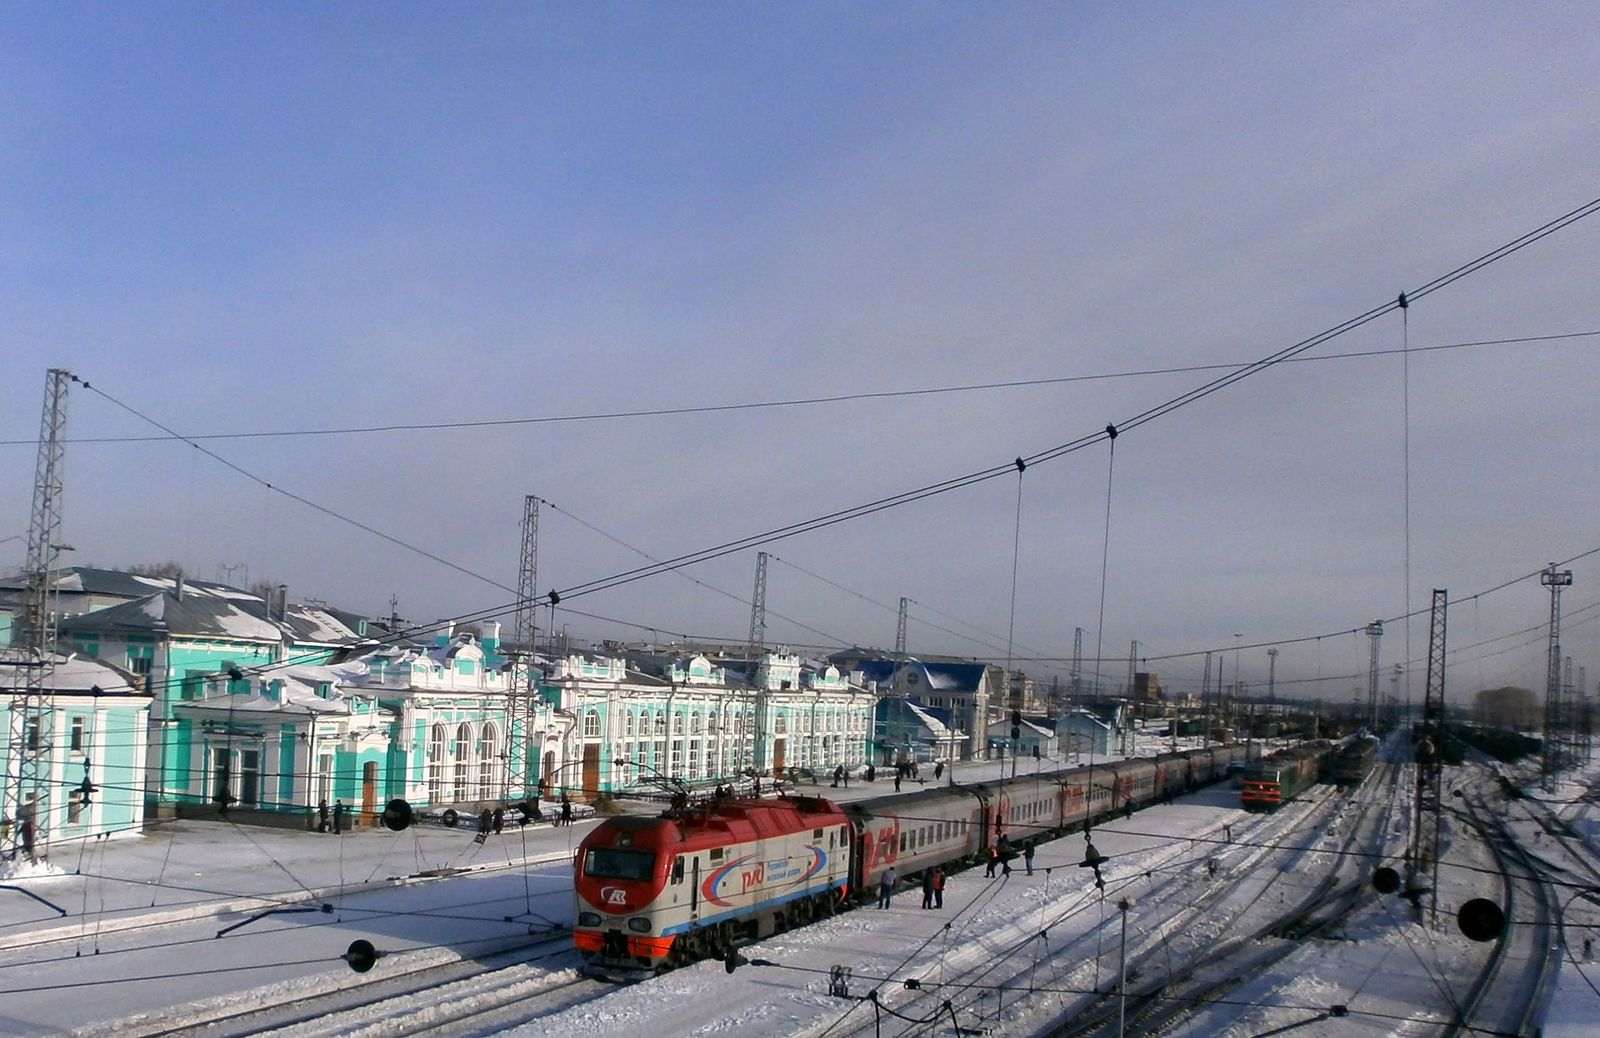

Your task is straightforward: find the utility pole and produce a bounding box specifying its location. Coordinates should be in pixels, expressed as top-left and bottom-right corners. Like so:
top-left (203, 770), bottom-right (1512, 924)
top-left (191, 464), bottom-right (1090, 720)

top-left (1266, 648), bottom-right (1278, 704)
top-left (1541, 564), bottom-right (1573, 791)
top-left (1365, 621), bottom-right (1384, 733)
top-left (5, 369), bottom-right (73, 862)
top-left (1126, 641), bottom-right (1138, 697)
top-left (1410, 589), bottom-right (1447, 926)
top-left (1200, 650), bottom-right (1213, 744)
top-left (507, 495), bottom-right (541, 800)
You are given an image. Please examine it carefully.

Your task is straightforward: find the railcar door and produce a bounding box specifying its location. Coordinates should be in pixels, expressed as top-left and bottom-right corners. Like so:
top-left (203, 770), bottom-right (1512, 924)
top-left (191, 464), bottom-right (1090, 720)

top-left (691, 858), bottom-right (700, 920)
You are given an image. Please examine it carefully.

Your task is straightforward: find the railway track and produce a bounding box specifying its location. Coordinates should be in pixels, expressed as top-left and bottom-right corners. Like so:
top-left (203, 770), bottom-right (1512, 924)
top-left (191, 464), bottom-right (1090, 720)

top-left (1044, 763), bottom-right (1399, 1038)
top-left (99, 931), bottom-right (588, 1038)
top-left (841, 774), bottom-right (1363, 1038)
top-left (1450, 784), bottom-right (1559, 1038)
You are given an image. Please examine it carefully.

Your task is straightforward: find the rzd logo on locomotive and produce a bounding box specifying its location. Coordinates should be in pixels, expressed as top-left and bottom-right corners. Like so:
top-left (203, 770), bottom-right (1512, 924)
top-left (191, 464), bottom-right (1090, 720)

top-left (601, 886), bottom-right (628, 906)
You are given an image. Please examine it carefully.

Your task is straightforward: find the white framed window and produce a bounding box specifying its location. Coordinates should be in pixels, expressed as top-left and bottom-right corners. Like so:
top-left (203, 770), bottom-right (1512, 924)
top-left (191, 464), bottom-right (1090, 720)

top-left (426, 724), bottom-right (446, 802)
top-left (239, 748), bottom-right (261, 806)
top-left (478, 723), bottom-right (498, 799)
top-left (452, 722), bottom-right (473, 802)
top-left (583, 710), bottom-right (601, 738)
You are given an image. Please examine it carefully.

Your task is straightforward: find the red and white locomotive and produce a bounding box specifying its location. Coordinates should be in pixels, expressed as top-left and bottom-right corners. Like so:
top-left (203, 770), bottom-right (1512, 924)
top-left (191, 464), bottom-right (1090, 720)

top-left (574, 743), bottom-right (1254, 977)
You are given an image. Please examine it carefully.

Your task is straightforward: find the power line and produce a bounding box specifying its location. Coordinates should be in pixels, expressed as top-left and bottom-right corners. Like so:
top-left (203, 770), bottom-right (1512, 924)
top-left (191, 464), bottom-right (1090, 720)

top-left (6, 330), bottom-right (1593, 447)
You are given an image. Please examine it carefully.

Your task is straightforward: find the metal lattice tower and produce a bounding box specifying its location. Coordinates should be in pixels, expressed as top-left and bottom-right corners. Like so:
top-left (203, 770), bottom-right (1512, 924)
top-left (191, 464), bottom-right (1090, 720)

top-left (506, 495), bottom-right (540, 800)
top-left (1070, 627), bottom-right (1084, 701)
top-left (747, 552), bottom-right (768, 659)
top-left (6, 369), bottom-right (73, 860)
top-left (1563, 655), bottom-right (1576, 774)
top-left (894, 597), bottom-right (908, 664)
top-left (1409, 588), bottom-right (1447, 925)
top-left (514, 496), bottom-right (540, 649)
top-left (1126, 640), bottom-right (1138, 696)
top-left (743, 552), bottom-right (769, 774)
top-left (1365, 620), bottom-right (1384, 732)
top-left (1266, 648), bottom-right (1278, 703)
top-left (1541, 564), bottom-right (1573, 790)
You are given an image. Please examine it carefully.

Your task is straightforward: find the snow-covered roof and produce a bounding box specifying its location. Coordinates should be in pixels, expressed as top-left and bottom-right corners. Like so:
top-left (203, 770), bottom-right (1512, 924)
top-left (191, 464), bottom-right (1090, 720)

top-left (63, 591), bottom-right (285, 641)
top-left (0, 651), bottom-right (150, 698)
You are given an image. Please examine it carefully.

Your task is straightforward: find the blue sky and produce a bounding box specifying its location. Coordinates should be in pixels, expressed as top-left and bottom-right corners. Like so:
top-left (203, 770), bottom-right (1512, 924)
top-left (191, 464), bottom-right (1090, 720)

top-left (4, 4), bottom-right (1598, 701)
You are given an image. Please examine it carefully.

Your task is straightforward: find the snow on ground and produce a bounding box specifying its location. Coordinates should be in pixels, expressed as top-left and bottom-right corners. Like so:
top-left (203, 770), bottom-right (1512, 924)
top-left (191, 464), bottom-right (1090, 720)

top-left (0, 744), bottom-right (1596, 1036)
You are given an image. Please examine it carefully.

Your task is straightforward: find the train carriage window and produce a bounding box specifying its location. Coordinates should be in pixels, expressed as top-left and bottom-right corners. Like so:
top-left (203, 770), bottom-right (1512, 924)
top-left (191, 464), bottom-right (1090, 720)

top-left (585, 848), bottom-right (657, 882)
top-left (710, 847), bottom-right (724, 862)
top-left (672, 856), bottom-right (685, 883)
top-left (900, 833), bottom-right (907, 852)
top-left (814, 828), bottom-right (824, 839)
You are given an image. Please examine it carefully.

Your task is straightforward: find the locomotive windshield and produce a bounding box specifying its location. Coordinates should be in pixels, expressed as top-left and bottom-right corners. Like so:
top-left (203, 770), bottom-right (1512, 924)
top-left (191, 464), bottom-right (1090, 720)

top-left (584, 847), bottom-right (657, 882)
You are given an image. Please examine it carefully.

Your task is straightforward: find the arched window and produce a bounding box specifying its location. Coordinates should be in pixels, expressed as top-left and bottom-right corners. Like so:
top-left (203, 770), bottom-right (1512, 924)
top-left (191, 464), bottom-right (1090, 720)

top-left (625, 712), bottom-right (636, 737)
top-left (690, 714), bottom-right (702, 735)
top-left (427, 723), bottom-right (447, 803)
top-left (654, 711), bottom-right (667, 735)
top-left (453, 722), bottom-right (473, 802)
top-left (584, 710), bottom-right (601, 738)
top-left (478, 723), bottom-right (498, 799)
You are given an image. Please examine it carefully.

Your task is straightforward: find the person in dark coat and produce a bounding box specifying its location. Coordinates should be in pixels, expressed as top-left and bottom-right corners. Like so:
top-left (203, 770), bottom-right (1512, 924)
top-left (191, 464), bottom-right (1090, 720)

top-left (985, 846), bottom-right (1001, 877)
top-left (934, 761), bottom-right (945, 781)
top-left (894, 773), bottom-right (902, 793)
top-left (492, 807), bottom-right (504, 834)
top-left (1024, 844), bottom-right (1035, 875)
top-left (317, 799), bottom-right (330, 834)
top-left (332, 800), bottom-right (346, 835)
top-left (560, 795), bottom-right (573, 826)
top-left (921, 870), bottom-right (935, 909)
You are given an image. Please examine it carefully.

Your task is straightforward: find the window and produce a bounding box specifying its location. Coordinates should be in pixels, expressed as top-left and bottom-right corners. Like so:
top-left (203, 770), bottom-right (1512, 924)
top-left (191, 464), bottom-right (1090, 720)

top-left (625, 712), bottom-right (636, 737)
top-left (427, 724), bottom-right (446, 802)
top-left (453, 723), bottom-right (473, 802)
top-left (669, 740), bottom-right (682, 775)
top-left (654, 712), bottom-right (667, 735)
top-left (68, 789), bottom-right (85, 824)
top-left (584, 848), bottom-right (656, 881)
top-left (689, 739), bottom-right (701, 780)
top-left (70, 717), bottom-right (85, 753)
top-left (478, 723), bottom-right (498, 799)
top-left (583, 711), bottom-right (601, 738)
top-left (211, 747), bottom-right (230, 805)
top-left (24, 717), bottom-right (40, 752)
top-left (129, 655), bottom-right (152, 676)
top-left (239, 749), bottom-right (260, 806)
top-left (775, 714), bottom-right (787, 735)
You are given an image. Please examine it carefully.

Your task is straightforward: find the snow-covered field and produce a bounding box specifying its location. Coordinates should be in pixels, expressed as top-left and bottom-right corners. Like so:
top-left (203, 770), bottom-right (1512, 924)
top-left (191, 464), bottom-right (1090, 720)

top-left (0, 741), bottom-right (1595, 1037)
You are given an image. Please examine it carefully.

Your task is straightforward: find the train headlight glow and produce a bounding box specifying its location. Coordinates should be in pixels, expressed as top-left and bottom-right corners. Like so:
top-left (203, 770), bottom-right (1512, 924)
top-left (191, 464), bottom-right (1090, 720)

top-left (579, 912), bottom-right (602, 927)
top-left (628, 917), bottom-right (652, 932)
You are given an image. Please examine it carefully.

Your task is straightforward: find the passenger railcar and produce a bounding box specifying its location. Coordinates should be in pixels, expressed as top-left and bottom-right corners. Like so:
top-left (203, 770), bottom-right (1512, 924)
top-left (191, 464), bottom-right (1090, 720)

top-left (573, 796), bottom-right (849, 977)
top-left (576, 738), bottom-right (1290, 976)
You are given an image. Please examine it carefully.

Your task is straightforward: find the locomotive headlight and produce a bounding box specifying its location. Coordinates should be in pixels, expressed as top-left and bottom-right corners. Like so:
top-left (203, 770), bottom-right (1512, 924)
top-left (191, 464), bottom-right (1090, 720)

top-left (579, 912), bottom-right (602, 927)
top-left (628, 917), bottom-right (652, 932)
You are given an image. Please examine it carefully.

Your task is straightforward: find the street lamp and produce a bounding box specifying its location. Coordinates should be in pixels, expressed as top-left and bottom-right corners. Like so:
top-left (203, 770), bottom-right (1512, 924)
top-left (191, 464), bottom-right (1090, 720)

top-left (1118, 896), bottom-right (1137, 1038)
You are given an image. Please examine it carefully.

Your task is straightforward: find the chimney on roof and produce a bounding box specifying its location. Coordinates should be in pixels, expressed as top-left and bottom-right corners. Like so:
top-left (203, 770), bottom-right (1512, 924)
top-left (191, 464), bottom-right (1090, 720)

top-left (277, 584), bottom-right (288, 621)
top-left (175, 575), bottom-right (185, 601)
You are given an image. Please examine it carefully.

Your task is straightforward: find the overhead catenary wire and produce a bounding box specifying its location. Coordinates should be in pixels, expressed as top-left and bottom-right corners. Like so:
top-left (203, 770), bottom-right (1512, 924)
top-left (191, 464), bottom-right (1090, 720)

top-left (5, 329), bottom-right (1594, 448)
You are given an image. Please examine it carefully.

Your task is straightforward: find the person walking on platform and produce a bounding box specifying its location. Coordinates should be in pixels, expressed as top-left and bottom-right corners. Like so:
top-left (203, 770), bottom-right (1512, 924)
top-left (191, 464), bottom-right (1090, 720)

top-left (878, 866), bottom-right (897, 909)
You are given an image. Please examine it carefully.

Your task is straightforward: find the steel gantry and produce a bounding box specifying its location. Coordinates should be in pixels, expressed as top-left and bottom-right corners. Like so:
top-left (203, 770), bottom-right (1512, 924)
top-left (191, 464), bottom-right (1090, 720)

top-left (1410, 589), bottom-right (1447, 925)
top-left (505, 495), bottom-right (541, 800)
top-left (5, 369), bottom-right (74, 861)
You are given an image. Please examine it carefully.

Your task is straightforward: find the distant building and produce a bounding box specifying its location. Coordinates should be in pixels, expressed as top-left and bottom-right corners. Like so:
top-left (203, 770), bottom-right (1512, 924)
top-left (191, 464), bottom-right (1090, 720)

top-left (1057, 702), bottom-right (1136, 758)
top-left (986, 716), bottom-right (1059, 760)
